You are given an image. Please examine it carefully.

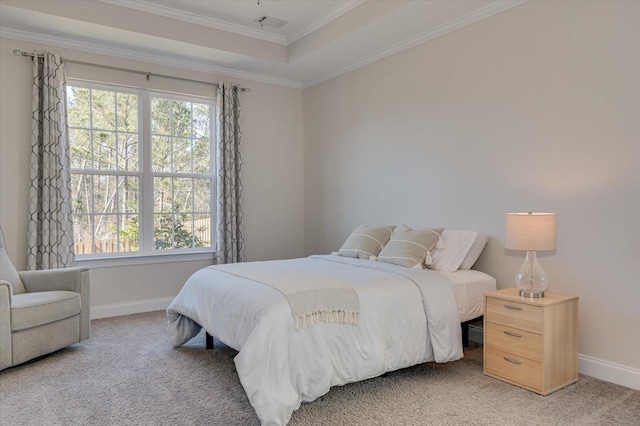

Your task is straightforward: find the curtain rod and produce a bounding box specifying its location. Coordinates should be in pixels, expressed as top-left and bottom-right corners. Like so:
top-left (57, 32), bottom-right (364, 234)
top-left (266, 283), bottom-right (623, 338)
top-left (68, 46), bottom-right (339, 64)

top-left (13, 49), bottom-right (251, 93)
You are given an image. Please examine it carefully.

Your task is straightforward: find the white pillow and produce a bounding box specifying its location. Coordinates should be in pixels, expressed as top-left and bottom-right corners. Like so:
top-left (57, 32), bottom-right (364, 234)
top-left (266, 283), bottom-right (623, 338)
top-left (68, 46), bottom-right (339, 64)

top-left (459, 233), bottom-right (489, 270)
top-left (430, 230), bottom-right (478, 273)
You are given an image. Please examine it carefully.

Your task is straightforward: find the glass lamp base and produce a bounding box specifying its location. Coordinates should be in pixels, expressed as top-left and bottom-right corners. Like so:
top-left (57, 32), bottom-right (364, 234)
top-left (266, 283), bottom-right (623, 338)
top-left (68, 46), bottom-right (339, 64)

top-left (515, 250), bottom-right (548, 298)
top-left (519, 289), bottom-right (544, 298)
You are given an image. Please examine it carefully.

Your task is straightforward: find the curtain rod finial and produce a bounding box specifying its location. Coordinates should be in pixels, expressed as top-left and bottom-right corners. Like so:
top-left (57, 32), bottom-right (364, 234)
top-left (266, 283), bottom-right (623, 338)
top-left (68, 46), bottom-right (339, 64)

top-left (13, 49), bottom-right (24, 57)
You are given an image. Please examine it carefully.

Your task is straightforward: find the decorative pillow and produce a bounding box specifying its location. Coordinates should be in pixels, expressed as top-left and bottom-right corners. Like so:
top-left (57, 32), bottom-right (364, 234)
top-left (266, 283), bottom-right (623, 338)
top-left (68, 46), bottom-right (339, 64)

top-left (338, 225), bottom-right (395, 260)
top-left (430, 230), bottom-right (478, 273)
top-left (377, 225), bottom-right (444, 269)
top-left (459, 233), bottom-right (489, 270)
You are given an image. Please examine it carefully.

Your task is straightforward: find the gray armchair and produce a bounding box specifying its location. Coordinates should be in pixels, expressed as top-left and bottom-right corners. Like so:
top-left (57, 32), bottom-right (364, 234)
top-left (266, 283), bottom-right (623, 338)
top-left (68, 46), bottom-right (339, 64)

top-left (0, 226), bottom-right (90, 371)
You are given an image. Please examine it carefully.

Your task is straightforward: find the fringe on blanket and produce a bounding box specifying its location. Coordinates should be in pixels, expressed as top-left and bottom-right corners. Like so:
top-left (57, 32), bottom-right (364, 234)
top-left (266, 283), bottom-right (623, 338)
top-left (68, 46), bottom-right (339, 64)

top-left (295, 310), bottom-right (359, 330)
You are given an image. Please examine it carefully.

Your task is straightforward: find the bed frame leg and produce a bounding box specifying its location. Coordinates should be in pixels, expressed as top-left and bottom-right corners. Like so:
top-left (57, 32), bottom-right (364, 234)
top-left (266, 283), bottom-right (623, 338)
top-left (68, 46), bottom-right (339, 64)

top-left (205, 332), bottom-right (214, 349)
top-left (462, 323), bottom-right (469, 347)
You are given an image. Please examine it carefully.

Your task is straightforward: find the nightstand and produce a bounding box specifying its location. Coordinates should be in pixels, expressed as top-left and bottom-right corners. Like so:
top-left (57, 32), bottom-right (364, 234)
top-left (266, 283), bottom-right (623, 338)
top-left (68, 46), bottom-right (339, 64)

top-left (483, 287), bottom-right (578, 395)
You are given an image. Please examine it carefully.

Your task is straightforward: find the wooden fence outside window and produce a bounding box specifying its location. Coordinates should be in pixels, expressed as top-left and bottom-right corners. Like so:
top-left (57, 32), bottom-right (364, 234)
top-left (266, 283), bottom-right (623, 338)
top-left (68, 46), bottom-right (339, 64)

top-left (74, 219), bottom-right (211, 254)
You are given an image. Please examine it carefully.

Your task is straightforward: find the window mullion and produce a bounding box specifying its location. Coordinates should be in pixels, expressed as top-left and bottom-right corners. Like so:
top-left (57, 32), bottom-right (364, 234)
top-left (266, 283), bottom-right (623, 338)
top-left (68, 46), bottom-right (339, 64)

top-left (140, 92), bottom-right (154, 252)
top-left (89, 88), bottom-right (96, 253)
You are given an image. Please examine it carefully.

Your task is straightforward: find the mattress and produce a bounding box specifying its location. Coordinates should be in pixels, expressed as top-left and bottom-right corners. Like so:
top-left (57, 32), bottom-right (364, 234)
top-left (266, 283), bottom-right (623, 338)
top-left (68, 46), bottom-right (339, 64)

top-left (441, 269), bottom-right (497, 323)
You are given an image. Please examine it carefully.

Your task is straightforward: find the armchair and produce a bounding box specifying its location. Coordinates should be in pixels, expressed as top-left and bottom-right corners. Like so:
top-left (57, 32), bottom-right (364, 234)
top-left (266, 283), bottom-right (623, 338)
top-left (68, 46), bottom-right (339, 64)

top-left (0, 226), bottom-right (90, 371)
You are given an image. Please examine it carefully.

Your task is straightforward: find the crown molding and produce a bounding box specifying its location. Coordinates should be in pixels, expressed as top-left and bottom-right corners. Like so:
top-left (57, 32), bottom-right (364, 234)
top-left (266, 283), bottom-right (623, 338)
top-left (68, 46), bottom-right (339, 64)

top-left (0, 27), bottom-right (303, 89)
top-left (286, 0), bottom-right (366, 45)
top-left (302, 0), bottom-right (528, 88)
top-left (101, 0), bottom-right (367, 47)
top-left (99, 0), bottom-right (288, 45)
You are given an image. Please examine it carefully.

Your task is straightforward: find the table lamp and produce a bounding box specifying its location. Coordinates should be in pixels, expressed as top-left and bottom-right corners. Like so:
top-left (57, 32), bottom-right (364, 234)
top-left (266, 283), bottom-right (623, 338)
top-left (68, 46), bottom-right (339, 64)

top-left (505, 212), bottom-right (557, 298)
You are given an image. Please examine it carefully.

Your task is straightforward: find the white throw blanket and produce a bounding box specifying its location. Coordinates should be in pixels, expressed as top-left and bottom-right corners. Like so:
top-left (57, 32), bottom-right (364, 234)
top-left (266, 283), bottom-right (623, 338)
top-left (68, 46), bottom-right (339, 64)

top-left (212, 261), bottom-right (359, 329)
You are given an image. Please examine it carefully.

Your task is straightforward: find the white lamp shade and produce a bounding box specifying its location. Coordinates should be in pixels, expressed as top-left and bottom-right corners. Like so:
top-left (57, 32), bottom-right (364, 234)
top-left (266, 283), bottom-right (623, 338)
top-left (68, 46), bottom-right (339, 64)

top-left (505, 212), bottom-right (557, 251)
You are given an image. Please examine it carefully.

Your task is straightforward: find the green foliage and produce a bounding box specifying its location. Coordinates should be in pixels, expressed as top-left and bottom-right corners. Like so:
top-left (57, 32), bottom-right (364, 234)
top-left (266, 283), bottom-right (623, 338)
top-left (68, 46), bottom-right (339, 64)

top-left (119, 216), bottom-right (140, 250)
top-left (119, 210), bottom-right (205, 251)
top-left (153, 204), bottom-right (203, 250)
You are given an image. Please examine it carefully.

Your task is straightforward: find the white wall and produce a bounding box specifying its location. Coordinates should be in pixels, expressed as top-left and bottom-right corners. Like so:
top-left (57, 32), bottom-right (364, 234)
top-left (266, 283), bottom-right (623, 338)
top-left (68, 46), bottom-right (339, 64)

top-left (0, 37), bottom-right (305, 314)
top-left (303, 0), bottom-right (640, 379)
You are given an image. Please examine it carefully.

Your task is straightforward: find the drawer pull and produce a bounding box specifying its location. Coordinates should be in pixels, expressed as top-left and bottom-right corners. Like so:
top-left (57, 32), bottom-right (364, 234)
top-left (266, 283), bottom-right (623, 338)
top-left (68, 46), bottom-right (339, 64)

top-left (503, 304), bottom-right (522, 311)
top-left (504, 357), bottom-right (522, 365)
top-left (503, 330), bottom-right (522, 338)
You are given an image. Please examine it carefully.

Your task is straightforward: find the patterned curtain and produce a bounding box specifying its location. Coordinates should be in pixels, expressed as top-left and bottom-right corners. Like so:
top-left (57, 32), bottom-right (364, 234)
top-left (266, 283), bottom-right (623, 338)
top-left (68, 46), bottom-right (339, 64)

top-left (215, 82), bottom-right (244, 264)
top-left (26, 51), bottom-right (75, 270)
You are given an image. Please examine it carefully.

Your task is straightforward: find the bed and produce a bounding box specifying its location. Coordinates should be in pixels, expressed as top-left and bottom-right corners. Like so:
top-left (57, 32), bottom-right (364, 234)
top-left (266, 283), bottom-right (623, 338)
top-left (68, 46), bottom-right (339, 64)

top-left (167, 247), bottom-right (495, 425)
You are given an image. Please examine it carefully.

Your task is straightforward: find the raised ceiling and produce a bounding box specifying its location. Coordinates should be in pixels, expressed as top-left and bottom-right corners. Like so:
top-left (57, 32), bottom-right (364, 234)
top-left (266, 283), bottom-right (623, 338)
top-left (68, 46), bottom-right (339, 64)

top-left (0, 0), bottom-right (526, 88)
top-left (125, 0), bottom-right (368, 45)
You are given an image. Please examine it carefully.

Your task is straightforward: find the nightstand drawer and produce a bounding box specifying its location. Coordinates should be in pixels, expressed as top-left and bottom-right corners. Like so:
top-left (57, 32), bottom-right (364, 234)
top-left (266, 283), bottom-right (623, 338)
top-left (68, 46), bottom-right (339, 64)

top-left (485, 347), bottom-right (543, 392)
top-left (486, 297), bottom-right (543, 334)
top-left (485, 322), bottom-right (543, 362)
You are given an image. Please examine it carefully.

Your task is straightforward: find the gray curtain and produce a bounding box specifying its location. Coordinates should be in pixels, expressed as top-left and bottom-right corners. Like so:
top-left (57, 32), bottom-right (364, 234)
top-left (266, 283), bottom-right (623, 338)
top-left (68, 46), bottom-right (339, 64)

top-left (26, 51), bottom-right (75, 270)
top-left (215, 82), bottom-right (244, 264)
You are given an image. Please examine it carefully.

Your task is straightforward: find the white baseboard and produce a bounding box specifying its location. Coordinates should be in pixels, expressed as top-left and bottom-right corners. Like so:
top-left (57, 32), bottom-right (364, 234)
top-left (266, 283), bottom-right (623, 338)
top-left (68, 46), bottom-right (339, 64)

top-left (578, 354), bottom-right (640, 390)
top-left (90, 296), bottom-right (174, 319)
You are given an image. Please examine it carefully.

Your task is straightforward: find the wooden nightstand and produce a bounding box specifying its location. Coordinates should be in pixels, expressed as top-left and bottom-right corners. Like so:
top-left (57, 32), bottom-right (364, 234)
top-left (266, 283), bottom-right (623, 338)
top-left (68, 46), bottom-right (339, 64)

top-left (483, 287), bottom-right (578, 395)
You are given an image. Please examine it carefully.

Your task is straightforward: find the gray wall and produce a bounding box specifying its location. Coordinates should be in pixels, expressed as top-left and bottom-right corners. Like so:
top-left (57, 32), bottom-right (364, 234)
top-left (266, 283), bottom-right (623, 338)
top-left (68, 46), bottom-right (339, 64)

top-left (303, 1), bottom-right (640, 372)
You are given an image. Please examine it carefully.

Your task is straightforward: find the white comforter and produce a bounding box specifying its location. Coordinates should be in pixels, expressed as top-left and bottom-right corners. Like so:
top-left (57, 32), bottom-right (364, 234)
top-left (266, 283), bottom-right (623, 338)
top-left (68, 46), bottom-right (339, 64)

top-left (167, 255), bottom-right (463, 426)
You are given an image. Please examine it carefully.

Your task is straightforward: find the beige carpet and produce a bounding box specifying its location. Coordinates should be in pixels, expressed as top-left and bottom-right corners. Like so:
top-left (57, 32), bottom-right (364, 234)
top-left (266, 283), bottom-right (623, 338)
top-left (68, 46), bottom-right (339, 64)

top-left (1, 311), bottom-right (638, 425)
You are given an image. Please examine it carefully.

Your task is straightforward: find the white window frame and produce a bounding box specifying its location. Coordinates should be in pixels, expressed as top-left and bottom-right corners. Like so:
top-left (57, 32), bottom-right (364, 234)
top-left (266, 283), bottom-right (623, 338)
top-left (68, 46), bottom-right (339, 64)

top-left (67, 79), bottom-right (216, 267)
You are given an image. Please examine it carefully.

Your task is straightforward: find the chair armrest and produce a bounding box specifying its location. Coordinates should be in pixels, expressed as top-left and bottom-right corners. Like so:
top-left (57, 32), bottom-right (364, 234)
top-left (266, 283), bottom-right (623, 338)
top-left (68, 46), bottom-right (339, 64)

top-left (19, 267), bottom-right (89, 294)
top-left (0, 279), bottom-right (12, 307)
top-left (0, 280), bottom-right (12, 370)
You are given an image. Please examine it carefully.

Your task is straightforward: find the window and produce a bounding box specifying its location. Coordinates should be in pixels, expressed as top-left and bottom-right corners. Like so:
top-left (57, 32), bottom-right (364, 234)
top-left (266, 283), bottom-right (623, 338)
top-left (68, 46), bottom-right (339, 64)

top-left (67, 81), bottom-right (215, 257)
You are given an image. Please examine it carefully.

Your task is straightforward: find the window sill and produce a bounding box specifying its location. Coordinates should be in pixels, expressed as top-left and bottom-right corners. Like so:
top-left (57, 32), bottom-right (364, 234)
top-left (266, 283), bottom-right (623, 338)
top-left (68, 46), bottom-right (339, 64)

top-left (75, 250), bottom-right (215, 269)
